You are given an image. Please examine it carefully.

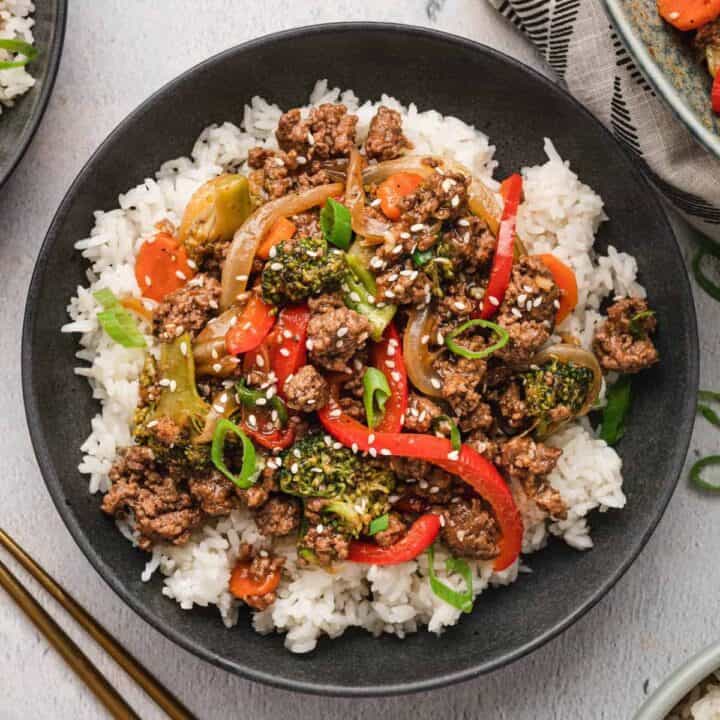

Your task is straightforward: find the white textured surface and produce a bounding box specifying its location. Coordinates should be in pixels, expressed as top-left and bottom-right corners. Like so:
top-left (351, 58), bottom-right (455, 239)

top-left (0, 2), bottom-right (717, 718)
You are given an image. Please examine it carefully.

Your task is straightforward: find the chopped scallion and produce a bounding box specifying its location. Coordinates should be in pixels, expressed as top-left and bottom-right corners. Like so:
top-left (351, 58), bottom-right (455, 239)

top-left (320, 198), bottom-right (352, 250)
top-left (363, 367), bottom-right (391, 429)
top-left (690, 455), bottom-right (720, 492)
top-left (445, 318), bottom-right (509, 360)
top-left (0, 39), bottom-right (37, 70)
top-left (693, 249), bottom-right (720, 303)
top-left (433, 415), bottom-right (461, 451)
top-left (93, 289), bottom-right (146, 348)
top-left (427, 544), bottom-right (473, 613)
top-left (368, 514), bottom-right (389, 536)
top-left (211, 418), bottom-right (256, 489)
top-left (599, 375), bottom-right (631, 445)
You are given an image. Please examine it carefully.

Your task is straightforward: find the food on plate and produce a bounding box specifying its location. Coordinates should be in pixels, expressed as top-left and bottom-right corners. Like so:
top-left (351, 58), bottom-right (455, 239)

top-left (658, 0), bottom-right (720, 112)
top-left (63, 81), bottom-right (658, 653)
top-left (667, 670), bottom-right (720, 719)
top-left (0, 0), bottom-right (36, 115)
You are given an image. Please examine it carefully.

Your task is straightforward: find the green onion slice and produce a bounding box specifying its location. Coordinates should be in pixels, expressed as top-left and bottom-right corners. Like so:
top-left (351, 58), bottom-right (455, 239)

top-left (427, 545), bottom-right (474, 613)
top-left (690, 455), bottom-right (720, 492)
top-left (363, 367), bottom-right (391, 429)
top-left (211, 418), bottom-right (256, 488)
top-left (235, 379), bottom-right (288, 427)
top-left (368, 514), bottom-right (389, 536)
top-left (445, 319), bottom-right (509, 360)
top-left (0, 39), bottom-right (37, 69)
top-left (599, 375), bottom-right (631, 445)
top-left (433, 415), bottom-right (461, 451)
top-left (411, 248), bottom-right (434, 268)
top-left (629, 310), bottom-right (654, 339)
top-left (93, 289), bottom-right (146, 348)
top-left (699, 390), bottom-right (720, 403)
top-left (320, 198), bottom-right (352, 250)
top-left (699, 405), bottom-right (720, 429)
top-left (693, 250), bottom-right (720, 303)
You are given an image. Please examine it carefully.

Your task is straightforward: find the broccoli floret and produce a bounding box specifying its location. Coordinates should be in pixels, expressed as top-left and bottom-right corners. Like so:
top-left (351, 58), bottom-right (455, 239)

top-left (261, 236), bottom-right (346, 306)
top-left (522, 359), bottom-right (593, 426)
top-left (278, 433), bottom-right (395, 537)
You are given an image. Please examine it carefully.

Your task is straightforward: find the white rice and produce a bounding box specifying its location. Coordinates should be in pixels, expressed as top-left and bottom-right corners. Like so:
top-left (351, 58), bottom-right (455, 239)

top-left (667, 673), bottom-right (720, 720)
top-left (62, 80), bottom-right (638, 653)
top-left (0, 0), bottom-right (35, 113)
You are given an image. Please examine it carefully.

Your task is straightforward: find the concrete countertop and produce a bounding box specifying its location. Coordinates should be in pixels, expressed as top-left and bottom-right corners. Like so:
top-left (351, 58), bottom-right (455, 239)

top-left (1, 2), bottom-right (718, 718)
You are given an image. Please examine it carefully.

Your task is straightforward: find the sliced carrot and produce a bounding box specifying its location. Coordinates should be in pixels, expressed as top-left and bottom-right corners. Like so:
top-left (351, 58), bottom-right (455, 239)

top-left (257, 217), bottom-right (296, 260)
top-left (229, 560), bottom-right (281, 600)
top-left (119, 296), bottom-right (153, 322)
top-left (537, 253), bottom-right (578, 324)
top-left (376, 172), bottom-right (423, 221)
top-left (135, 231), bottom-right (195, 302)
top-left (658, 0), bottom-right (720, 30)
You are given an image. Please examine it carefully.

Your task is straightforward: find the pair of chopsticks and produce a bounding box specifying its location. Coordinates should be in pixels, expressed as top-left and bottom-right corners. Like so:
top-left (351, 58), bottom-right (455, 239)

top-left (0, 528), bottom-right (196, 720)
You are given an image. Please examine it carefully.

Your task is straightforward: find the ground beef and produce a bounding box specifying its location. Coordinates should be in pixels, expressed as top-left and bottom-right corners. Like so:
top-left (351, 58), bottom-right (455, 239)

top-left (102, 446), bottom-right (202, 550)
top-left (290, 210), bottom-right (321, 238)
top-left (404, 393), bottom-right (444, 433)
top-left (496, 257), bottom-right (559, 365)
top-left (283, 364), bottom-right (330, 412)
top-left (399, 170), bottom-right (470, 228)
top-left (300, 526), bottom-right (350, 566)
top-left (234, 544), bottom-right (285, 611)
top-left (188, 471), bottom-right (239, 516)
top-left (364, 106), bottom-right (412, 161)
top-left (373, 512), bottom-right (407, 547)
top-left (496, 436), bottom-right (566, 519)
top-left (592, 297), bottom-right (658, 373)
top-left (339, 395), bottom-right (366, 422)
top-left (152, 274), bottom-right (221, 342)
top-left (491, 379), bottom-right (530, 431)
top-left (247, 147), bottom-right (332, 201)
top-left (276, 104), bottom-right (358, 160)
top-left (307, 301), bottom-right (371, 372)
top-left (439, 216), bottom-right (496, 275)
top-left (253, 495), bottom-right (301, 537)
top-left (376, 260), bottom-right (433, 306)
top-left (149, 416), bottom-right (182, 446)
top-left (437, 497), bottom-right (500, 560)
top-left (237, 464), bottom-right (280, 509)
top-left (465, 430), bottom-right (498, 460)
top-left (457, 402), bottom-right (494, 433)
top-left (391, 457), bottom-right (459, 505)
top-left (432, 334), bottom-right (488, 417)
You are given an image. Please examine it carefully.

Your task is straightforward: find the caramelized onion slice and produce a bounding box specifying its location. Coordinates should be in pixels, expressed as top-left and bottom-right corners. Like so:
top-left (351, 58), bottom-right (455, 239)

top-left (404, 305), bottom-right (444, 398)
top-left (220, 182), bottom-right (344, 310)
top-left (346, 148), bottom-right (391, 243)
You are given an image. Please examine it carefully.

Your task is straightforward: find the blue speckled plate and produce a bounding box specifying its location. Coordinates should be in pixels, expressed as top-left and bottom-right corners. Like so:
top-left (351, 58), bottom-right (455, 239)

top-left (603, 0), bottom-right (720, 158)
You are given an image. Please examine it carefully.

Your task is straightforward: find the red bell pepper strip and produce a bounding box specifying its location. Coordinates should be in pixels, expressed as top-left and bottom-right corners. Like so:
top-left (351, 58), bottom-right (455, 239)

top-left (268, 304), bottom-right (310, 397)
top-left (478, 173), bottom-right (523, 319)
top-left (348, 514), bottom-right (441, 565)
top-left (317, 397), bottom-right (523, 571)
top-left (713, 73), bottom-right (720, 114)
top-left (369, 323), bottom-right (408, 433)
top-left (240, 343), bottom-right (295, 450)
top-left (225, 295), bottom-right (276, 356)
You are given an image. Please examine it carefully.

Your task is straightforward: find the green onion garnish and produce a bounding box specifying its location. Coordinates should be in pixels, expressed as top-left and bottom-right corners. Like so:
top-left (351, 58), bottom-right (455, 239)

top-left (93, 289), bottom-right (146, 348)
top-left (698, 390), bottom-right (720, 428)
top-left (320, 198), bottom-right (352, 250)
top-left (211, 418), bottom-right (256, 488)
top-left (368, 514), bottom-right (389, 536)
top-left (433, 415), bottom-right (461, 451)
top-left (599, 375), bottom-right (631, 445)
top-left (0, 39), bottom-right (37, 70)
top-left (629, 310), bottom-right (655, 339)
top-left (235, 379), bottom-right (288, 426)
top-left (411, 248), bottom-right (434, 268)
top-left (363, 367), bottom-right (391, 429)
top-left (690, 455), bottom-right (720, 492)
top-left (445, 318), bottom-right (509, 360)
top-left (693, 249), bottom-right (720, 303)
top-left (427, 544), bottom-right (474, 613)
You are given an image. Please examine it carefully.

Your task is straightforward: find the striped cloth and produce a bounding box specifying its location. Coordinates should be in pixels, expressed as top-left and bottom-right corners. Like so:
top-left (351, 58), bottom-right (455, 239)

top-left (490, 0), bottom-right (720, 239)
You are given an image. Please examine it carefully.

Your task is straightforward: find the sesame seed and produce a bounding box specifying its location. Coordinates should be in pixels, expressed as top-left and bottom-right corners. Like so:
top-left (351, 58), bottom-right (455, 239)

top-left (369, 448), bottom-right (377, 457)
top-left (439, 515), bottom-right (446, 527)
top-left (256, 397), bottom-right (267, 406)
top-left (212, 363), bottom-right (222, 372)
top-left (380, 448), bottom-right (392, 456)
top-left (270, 262), bottom-right (283, 271)
top-left (450, 195), bottom-right (460, 208)
top-left (213, 404), bottom-right (225, 413)
top-left (370, 198), bottom-right (382, 207)
top-left (523, 284), bottom-right (533, 293)
top-left (454, 301), bottom-right (466, 311)
top-left (256, 354), bottom-right (265, 367)
top-left (385, 290), bottom-right (395, 299)
top-left (421, 334), bottom-right (430, 345)
top-left (297, 155), bottom-right (307, 165)
top-left (269, 246), bottom-right (277, 259)
top-left (180, 341), bottom-right (188, 356)
top-left (511, 308), bottom-right (523, 318)
top-left (400, 231), bottom-right (411, 240)
top-left (349, 291), bottom-right (361, 303)
top-left (391, 371), bottom-right (401, 383)
top-left (526, 301), bottom-right (534, 312)
top-left (392, 244), bottom-right (404, 255)
top-left (436, 332), bottom-right (444, 344)
top-left (385, 359), bottom-right (395, 369)
top-left (305, 339), bottom-right (314, 351)
top-left (158, 378), bottom-right (170, 387)
top-left (211, 348), bottom-right (219, 360)
top-left (447, 450), bottom-right (460, 460)
top-left (419, 479), bottom-right (428, 489)
top-left (668, 10), bottom-right (679, 18)
top-left (329, 409), bottom-right (342, 419)
top-left (333, 442), bottom-right (342, 450)
top-left (431, 377), bottom-right (442, 389)
top-left (307, 132), bottom-right (315, 145)
top-left (368, 433), bottom-right (376, 444)
top-left (410, 223), bottom-right (425, 233)
top-left (248, 414), bottom-right (257, 428)
top-left (517, 293), bottom-right (527, 305)
top-left (147, 420), bottom-right (159, 428)
top-left (274, 157), bottom-right (285, 167)
top-left (337, 326), bottom-right (348, 338)
top-left (441, 178), bottom-right (455, 192)
top-left (430, 486), bottom-right (441, 494)
top-left (389, 494), bottom-right (399, 503)
top-left (489, 296), bottom-right (500, 307)
top-left (175, 270), bottom-right (187, 280)
top-left (187, 259), bottom-right (197, 270)
top-left (457, 218), bottom-right (470, 227)
top-left (229, 315), bottom-right (238, 327)
top-left (144, 275), bottom-right (152, 287)
top-left (553, 299), bottom-right (561, 309)
top-left (290, 462), bottom-right (299, 474)
top-left (279, 347), bottom-right (291, 357)
top-left (351, 443), bottom-right (359, 454)
top-left (282, 329), bottom-right (293, 339)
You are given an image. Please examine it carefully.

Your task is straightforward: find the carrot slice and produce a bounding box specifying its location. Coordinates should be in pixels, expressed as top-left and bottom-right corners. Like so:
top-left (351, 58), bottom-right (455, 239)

top-left (376, 172), bottom-right (423, 221)
top-left (135, 231), bottom-right (194, 302)
top-left (658, 0), bottom-right (720, 30)
top-left (257, 217), bottom-right (297, 259)
top-left (537, 253), bottom-right (578, 324)
top-left (229, 560), bottom-right (281, 600)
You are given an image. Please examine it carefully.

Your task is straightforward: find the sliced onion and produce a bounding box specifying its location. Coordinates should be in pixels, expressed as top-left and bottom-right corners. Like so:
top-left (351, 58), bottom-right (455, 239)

top-left (195, 355), bottom-right (241, 378)
top-left (346, 148), bottom-right (392, 243)
top-left (531, 343), bottom-right (602, 419)
top-left (194, 388), bottom-right (239, 444)
top-left (362, 156), bottom-right (435, 185)
top-left (404, 305), bottom-right (444, 398)
top-left (193, 308), bottom-right (239, 369)
top-left (220, 182), bottom-right (344, 310)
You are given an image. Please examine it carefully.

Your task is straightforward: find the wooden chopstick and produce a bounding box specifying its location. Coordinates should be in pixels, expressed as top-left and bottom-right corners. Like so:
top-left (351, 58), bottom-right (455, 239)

top-left (0, 528), bottom-right (196, 720)
top-left (0, 557), bottom-right (140, 719)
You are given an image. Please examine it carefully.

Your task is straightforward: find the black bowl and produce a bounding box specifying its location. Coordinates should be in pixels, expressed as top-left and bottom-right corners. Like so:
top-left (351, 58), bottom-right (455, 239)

top-left (22, 23), bottom-right (698, 696)
top-left (0, 0), bottom-right (66, 188)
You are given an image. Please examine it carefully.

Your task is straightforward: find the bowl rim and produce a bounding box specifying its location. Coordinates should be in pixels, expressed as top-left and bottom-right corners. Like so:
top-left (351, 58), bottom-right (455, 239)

top-left (601, 0), bottom-right (720, 161)
top-left (0, 0), bottom-right (68, 188)
top-left (634, 641), bottom-right (720, 718)
top-left (22, 21), bottom-right (699, 696)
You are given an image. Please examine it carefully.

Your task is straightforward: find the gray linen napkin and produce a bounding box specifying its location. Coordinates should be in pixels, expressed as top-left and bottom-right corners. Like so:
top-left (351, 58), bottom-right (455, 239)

top-left (490, 0), bottom-right (720, 240)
